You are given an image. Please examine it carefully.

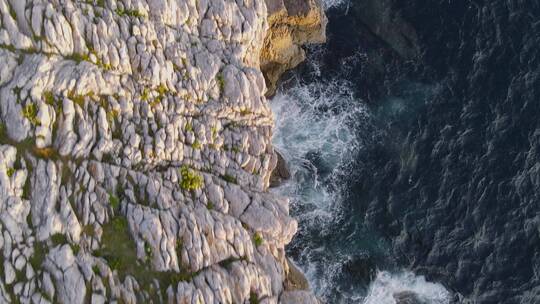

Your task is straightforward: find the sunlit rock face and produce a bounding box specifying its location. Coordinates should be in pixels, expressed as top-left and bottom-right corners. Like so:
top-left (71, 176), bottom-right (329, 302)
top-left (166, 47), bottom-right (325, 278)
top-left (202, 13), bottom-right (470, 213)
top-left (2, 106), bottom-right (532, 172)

top-left (0, 0), bottom-right (319, 302)
top-left (260, 0), bottom-right (327, 96)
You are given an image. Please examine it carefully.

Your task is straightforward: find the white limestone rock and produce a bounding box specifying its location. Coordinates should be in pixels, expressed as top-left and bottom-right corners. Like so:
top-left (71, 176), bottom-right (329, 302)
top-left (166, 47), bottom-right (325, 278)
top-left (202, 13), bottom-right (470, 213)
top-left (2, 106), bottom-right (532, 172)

top-left (0, 0), bottom-right (322, 302)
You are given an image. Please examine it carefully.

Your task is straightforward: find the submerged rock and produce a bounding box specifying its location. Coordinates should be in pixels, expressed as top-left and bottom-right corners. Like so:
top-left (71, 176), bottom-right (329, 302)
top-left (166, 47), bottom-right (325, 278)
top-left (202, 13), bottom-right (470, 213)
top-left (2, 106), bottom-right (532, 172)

top-left (351, 0), bottom-right (419, 60)
top-left (261, 0), bottom-right (327, 96)
top-left (0, 0), bottom-right (320, 302)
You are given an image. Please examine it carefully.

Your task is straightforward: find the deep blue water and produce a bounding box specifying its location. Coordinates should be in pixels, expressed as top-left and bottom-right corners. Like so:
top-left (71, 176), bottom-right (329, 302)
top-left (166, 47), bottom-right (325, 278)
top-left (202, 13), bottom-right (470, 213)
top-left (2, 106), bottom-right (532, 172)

top-left (273, 0), bottom-right (540, 303)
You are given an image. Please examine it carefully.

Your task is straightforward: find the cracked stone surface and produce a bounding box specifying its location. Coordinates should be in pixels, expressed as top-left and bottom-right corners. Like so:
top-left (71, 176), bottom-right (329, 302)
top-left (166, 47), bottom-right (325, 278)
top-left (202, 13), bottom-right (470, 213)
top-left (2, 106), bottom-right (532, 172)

top-left (0, 0), bottom-right (323, 303)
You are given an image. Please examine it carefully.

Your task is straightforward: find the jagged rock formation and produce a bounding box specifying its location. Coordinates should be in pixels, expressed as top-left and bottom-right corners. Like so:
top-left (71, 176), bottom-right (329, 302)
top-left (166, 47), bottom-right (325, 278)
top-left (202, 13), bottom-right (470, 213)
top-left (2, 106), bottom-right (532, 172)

top-left (269, 151), bottom-right (290, 188)
top-left (260, 0), bottom-right (327, 96)
top-left (0, 0), bottom-right (319, 303)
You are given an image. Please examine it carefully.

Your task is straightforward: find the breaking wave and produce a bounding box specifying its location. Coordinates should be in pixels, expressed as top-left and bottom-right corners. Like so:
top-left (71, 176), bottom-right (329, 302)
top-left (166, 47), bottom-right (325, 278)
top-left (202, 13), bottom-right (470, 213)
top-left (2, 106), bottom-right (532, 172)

top-left (363, 271), bottom-right (451, 304)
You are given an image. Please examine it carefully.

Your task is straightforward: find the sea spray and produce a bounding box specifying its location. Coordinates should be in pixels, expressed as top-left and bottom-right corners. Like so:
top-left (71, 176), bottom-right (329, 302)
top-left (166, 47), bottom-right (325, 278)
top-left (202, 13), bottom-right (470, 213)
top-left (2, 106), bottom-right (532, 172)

top-left (271, 59), bottom-right (451, 304)
top-left (271, 77), bottom-right (369, 301)
top-left (363, 271), bottom-right (451, 304)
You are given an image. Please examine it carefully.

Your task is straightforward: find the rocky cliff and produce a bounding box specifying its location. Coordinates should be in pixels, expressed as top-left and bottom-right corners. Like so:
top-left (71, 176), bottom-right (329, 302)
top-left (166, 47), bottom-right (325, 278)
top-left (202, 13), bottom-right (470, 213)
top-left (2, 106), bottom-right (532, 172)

top-left (260, 0), bottom-right (326, 96)
top-left (0, 0), bottom-right (322, 303)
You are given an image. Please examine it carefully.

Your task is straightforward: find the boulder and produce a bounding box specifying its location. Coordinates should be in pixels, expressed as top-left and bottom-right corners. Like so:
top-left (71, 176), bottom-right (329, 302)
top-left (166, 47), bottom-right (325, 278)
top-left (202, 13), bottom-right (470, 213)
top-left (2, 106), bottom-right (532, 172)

top-left (270, 150), bottom-right (291, 187)
top-left (352, 0), bottom-right (420, 60)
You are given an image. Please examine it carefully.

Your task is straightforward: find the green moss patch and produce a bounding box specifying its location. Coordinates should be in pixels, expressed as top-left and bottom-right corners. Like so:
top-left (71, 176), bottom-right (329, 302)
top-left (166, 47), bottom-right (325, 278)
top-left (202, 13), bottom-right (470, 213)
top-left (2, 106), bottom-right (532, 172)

top-left (192, 140), bottom-right (202, 150)
top-left (221, 174), bottom-right (237, 184)
top-left (250, 292), bottom-right (260, 304)
top-left (51, 233), bottom-right (68, 246)
top-left (95, 216), bottom-right (197, 301)
top-left (93, 217), bottom-right (136, 274)
top-left (109, 193), bottom-right (120, 212)
top-left (0, 123), bottom-right (6, 140)
top-left (6, 168), bottom-right (15, 177)
top-left (29, 242), bottom-right (47, 269)
top-left (66, 52), bottom-right (90, 64)
top-left (253, 232), bottom-right (264, 247)
top-left (180, 166), bottom-right (203, 191)
top-left (216, 73), bottom-right (225, 94)
top-left (185, 122), bottom-right (193, 132)
top-left (21, 103), bottom-right (39, 125)
top-left (115, 8), bottom-right (145, 18)
top-left (67, 91), bottom-right (85, 108)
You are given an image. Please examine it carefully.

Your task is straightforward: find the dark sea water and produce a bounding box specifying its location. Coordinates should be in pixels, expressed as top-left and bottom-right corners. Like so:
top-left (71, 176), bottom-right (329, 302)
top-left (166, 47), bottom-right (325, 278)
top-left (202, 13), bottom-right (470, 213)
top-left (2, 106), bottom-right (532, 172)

top-left (272, 0), bottom-right (540, 303)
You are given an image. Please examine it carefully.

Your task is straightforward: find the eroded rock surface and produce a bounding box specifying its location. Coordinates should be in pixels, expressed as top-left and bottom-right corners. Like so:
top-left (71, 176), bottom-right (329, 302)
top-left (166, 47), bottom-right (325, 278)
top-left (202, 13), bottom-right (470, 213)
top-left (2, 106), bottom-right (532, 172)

top-left (269, 150), bottom-right (290, 188)
top-left (0, 0), bottom-right (316, 303)
top-left (260, 0), bottom-right (327, 96)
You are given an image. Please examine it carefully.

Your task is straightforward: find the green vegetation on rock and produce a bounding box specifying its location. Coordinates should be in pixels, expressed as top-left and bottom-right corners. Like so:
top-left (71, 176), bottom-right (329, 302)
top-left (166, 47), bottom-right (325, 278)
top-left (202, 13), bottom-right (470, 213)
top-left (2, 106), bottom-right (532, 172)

top-left (221, 174), bottom-right (237, 184)
top-left (67, 91), bottom-right (85, 107)
top-left (29, 241), bottom-right (48, 269)
top-left (144, 242), bottom-right (153, 259)
top-left (94, 216), bottom-right (197, 301)
top-left (22, 103), bottom-right (39, 125)
top-left (7, 2), bottom-right (16, 20)
top-left (253, 232), bottom-right (264, 247)
top-left (93, 216), bottom-right (135, 272)
top-left (115, 8), bottom-right (144, 18)
top-left (250, 292), bottom-right (260, 304)
top-left (192, 139), bottom-right (202, 150)
top-left (51, 233), bottom-right (68, 246)
top-left (157, 84), bottom-right (168, 96)
top-left (66, 52), bottom-right (91, 64)
top-left (43, 91), bottom-right (57, 106)
top-left (109, 193), bottom-right (120, 212)
top-left (180, 165), bottom-right (203, 191)
top-left (141, 88), bottom-right (150, 101)
top-left (185, 122), bottom-right (193, 132)
top-left (216, 73), bottom-right (225, 94)
top-left (6, 168), bottom-right (15, 177)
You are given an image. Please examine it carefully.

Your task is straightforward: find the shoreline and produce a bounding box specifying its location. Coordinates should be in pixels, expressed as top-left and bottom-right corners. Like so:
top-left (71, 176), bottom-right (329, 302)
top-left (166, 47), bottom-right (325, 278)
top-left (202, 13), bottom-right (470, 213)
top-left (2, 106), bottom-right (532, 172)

top-left (261, 0), bottom-right (328, 301)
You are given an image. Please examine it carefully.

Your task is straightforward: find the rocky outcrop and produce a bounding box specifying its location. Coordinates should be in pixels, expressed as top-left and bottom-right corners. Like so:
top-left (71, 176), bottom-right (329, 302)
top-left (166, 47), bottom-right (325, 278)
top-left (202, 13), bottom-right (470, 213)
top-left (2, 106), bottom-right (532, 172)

top-left (261, 0), bottom-right (327, 96)
top-left (284, 258), bottom-right (310, 291)
top-left (0, 0), bottom-right (316, 303)
top-left (270, 150), bottom-right (291, 188)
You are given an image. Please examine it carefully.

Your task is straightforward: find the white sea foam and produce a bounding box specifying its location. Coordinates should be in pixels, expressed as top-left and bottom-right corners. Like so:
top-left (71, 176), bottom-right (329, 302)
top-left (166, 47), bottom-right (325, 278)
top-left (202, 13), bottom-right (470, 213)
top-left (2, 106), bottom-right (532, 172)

top-left (270, 46), bottom-right (450, 304)
top-left (363, 271), bottom-right (451, 304)
top-left (271, 79), bottom-right (365, 212)
top-left (321, 0), bottom-right (349, 10)
top-left (271, 79), bottom-right (364, 170)
top-left (271, 78), bottom-right (368, 299)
